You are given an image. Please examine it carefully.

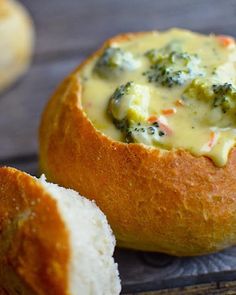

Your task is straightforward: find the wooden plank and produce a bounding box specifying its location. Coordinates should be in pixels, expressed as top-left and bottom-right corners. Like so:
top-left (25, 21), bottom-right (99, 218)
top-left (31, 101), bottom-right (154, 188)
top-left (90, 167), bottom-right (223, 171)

top-left (0, 154), bottom-right (38, 175)
top-left (0, 56), bottom-right (83, 159)
top-left (21, 0), bottom-right (236, 59)
top-left (116, 248), bottom-right (236, 294)
top-left (126, 281), bottom-right (236, 294)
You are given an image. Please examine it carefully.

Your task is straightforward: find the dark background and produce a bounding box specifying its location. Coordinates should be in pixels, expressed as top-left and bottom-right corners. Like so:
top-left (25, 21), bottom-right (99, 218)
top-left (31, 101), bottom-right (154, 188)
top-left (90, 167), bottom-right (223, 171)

top-left (1, 1), bottom-right (236, 294)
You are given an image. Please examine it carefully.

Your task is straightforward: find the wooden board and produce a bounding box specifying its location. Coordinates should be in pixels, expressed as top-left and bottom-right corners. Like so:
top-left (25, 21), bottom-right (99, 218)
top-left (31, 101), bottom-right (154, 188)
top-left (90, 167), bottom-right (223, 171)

top-left (1, 0), bottom-right (236, 293)
top-left (21, 0), bottom-right (236, 57)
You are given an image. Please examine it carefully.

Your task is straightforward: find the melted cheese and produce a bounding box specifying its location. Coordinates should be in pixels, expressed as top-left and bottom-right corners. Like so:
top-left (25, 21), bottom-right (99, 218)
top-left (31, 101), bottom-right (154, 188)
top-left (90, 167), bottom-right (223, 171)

top-left (80, 28), bottom-right (236, 166)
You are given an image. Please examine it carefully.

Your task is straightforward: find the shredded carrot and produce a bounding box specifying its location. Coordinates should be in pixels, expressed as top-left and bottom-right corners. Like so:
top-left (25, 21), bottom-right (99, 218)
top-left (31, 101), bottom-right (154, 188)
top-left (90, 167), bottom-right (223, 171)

top-left (157, 117), bottom-right (173, 136)
top-left (201, 131), bottom-right (219, 152)
top-left (147, 115), bottom-right (158, 123)
top-left (161, 108), bottom-right (177, 115)
top-left (159, 123), bottom-right (172, 135)
top-left (217, 35), bottom-right (235, 47)
top-left (175, 99), bottom-right (185, 107)
top-left (208, 131), bottom-right (216, 148)
top-left (147, 115), bottom-right (173, 135)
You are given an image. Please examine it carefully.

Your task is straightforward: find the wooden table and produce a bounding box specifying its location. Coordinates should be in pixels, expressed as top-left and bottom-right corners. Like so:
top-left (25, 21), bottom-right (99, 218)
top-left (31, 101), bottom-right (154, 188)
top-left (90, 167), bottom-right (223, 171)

top-left (1, 0), bottom-right (236, 293)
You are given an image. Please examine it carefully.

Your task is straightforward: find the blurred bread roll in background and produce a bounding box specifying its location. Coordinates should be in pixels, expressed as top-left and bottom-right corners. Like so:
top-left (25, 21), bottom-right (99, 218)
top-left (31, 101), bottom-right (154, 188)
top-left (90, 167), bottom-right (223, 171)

top-left (0, 0), bottom-right (34, 93)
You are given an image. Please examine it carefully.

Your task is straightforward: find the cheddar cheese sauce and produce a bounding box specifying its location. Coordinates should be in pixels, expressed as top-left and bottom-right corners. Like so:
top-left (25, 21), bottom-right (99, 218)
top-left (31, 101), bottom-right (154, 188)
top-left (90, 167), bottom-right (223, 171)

top-left (80, 29), bottom-right (236, 166)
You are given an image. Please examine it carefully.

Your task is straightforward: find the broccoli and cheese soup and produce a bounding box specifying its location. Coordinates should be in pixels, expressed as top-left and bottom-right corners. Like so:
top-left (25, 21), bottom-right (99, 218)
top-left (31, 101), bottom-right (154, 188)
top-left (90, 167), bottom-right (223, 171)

top-left (80, 28), bottom-right (236, 166)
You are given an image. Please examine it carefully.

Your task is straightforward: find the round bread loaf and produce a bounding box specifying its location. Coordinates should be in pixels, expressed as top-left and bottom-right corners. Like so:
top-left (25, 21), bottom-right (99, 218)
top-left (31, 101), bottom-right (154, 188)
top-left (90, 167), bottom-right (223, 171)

top-left (0, 0), bottom-right (34, 93)
top-left (39, 30), bottom-right (236, 256)
top-left (0, 167), bottom-right (121, 295)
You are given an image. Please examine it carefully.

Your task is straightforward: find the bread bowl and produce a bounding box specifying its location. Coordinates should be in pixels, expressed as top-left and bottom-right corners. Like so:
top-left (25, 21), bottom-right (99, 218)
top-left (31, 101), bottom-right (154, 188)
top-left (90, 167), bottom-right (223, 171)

top-left (0, 167), bottom-right (121, 295)
top-left (0, 0), bottom-right (34, 93)
top-left (39, 28), bottom-right (236, 256)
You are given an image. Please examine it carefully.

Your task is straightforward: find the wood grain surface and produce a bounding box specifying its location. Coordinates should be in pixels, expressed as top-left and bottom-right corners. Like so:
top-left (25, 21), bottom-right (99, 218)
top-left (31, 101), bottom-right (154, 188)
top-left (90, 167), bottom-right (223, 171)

top-left (127, 281), bottom-right (236, 294)
top-left (1, 0), bottom-right (236, 293)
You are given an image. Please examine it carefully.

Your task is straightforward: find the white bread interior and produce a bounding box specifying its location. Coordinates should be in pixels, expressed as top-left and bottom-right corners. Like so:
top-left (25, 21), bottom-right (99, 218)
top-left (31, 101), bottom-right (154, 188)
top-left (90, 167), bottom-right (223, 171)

top-left (38, 175), bottom-right (121, 295)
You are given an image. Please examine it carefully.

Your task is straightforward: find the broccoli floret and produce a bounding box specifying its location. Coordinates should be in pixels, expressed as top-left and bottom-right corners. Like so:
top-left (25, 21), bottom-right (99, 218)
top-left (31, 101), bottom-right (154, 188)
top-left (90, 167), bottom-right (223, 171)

top-left (125, 124), bottom-right (166, 144)
top-left (145, 40), bottom-right (182, 63)
top-left (108, 81), bottom-right (150, 122)
top-left (94, 47), bottom-right (139, 78)
top-left (108, 82), bottom-right (167, 145)
top-left (108, 82), bottom-right (151, 139)
top-left (108, 82), bottom-right (133, 134)
top-left (185, 80), bottom-right (236, 114)
top-left (212, 83), bottom-right (236, 113)
top-left (108, 81), bottom-right (133, 106)
top-left (183, 79), bottom-right (213, 101)
top-left (144, 48), bottom-right (203, 88)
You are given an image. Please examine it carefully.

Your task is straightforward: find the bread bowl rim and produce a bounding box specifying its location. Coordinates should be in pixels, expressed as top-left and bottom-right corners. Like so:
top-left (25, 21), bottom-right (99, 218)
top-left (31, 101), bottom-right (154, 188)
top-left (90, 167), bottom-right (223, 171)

top-left (67, 29), bottom-right (236, 167)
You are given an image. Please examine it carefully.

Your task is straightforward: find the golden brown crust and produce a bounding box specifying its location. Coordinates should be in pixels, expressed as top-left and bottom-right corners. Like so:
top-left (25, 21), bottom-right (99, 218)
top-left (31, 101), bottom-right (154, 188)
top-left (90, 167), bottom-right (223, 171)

top-left (39, 32), bottom-right (236, 256)
top-left (0, 167), bottom-right (70, 295)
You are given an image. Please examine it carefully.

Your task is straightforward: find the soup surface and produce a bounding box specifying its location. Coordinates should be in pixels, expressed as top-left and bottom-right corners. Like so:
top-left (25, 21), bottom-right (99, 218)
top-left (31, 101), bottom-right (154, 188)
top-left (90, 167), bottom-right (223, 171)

top-left (80, 29), bottom-right (236, 166)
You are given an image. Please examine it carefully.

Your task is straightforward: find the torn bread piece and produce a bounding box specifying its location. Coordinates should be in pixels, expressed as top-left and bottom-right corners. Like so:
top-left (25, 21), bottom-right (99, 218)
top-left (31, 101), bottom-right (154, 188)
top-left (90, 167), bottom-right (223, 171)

top-left (0, 167), bottom-right (121, 295)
